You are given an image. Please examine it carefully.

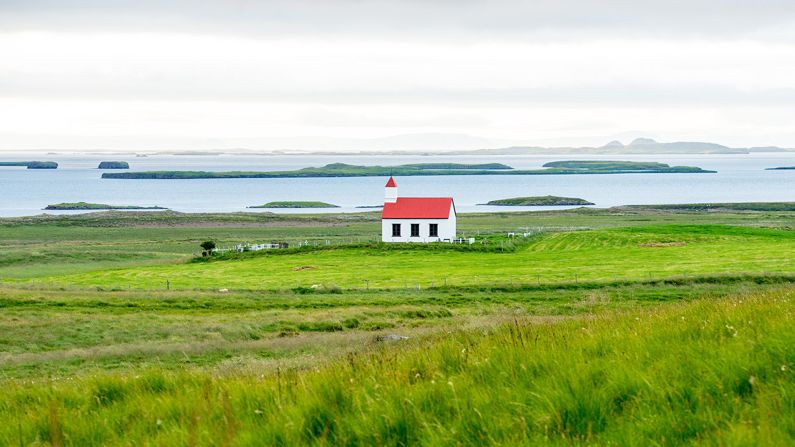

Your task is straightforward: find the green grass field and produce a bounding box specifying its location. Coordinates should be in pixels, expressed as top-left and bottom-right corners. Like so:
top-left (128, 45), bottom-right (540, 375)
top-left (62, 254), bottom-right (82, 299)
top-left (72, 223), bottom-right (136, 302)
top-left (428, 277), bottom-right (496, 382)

top-left (1, 208), bottom-right (794, 445)
top-left (35, 224), bottom-right (795, 291)
top-left (2, 207), bottom-right (792, 282)
top-left (1, 286), bottom-right (792, 445)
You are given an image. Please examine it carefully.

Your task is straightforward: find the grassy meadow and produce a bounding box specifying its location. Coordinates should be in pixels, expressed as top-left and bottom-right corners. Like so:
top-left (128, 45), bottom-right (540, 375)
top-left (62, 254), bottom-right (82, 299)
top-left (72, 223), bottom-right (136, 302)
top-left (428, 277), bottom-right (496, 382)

top-left (1, 206), bottom-right (794, 445)
top-left (33, 224), bottom-right (795, 291)
top-left (1, 286), bottom-right (792, 445)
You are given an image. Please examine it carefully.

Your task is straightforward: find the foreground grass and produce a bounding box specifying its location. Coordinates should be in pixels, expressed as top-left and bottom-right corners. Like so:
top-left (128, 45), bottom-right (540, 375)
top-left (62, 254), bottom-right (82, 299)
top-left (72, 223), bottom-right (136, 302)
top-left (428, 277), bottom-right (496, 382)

top-left (3, 278), bottom-right (790, 380)
top-left (42, 224), bottom-right (795, 291)
top-left (1, 288), bottom-right (792, 445)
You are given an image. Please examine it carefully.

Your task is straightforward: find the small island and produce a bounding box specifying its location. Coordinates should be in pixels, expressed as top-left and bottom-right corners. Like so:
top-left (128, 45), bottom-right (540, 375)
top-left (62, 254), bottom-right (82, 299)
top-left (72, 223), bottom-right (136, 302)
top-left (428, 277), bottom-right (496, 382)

top-left (766, 166), bottom-right (795, 170)
top-left (540, 160), bottom-right (708, 173)
top-left (248, 201), bottom-right (339, 209)
top-left (98, 161), bottom-right (130, 169)
top-left (102, 161), bottom-right (714, 180)
top-left (0, 161), bottom-right (58, 169)
top-left (482, 196), bottom-right (595, 206)
top-left (44, 202), bottom-right (166, 210)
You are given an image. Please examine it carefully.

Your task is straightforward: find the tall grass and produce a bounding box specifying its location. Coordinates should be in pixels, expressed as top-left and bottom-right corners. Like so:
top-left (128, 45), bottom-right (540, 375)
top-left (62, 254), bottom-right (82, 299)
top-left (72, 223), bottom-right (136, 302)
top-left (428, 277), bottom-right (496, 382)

top-left (1, 289), bottom-right (792, 445)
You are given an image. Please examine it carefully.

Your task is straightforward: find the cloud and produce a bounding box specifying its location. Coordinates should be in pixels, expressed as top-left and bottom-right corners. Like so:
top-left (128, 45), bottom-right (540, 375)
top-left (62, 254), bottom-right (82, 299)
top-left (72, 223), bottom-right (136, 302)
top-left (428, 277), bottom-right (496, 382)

top-left (2, 33), bottom-right (795, 107)
top-left (4, 1), bottom-right (795, 149)
top-left (2, 0), bottom-right (795, 39)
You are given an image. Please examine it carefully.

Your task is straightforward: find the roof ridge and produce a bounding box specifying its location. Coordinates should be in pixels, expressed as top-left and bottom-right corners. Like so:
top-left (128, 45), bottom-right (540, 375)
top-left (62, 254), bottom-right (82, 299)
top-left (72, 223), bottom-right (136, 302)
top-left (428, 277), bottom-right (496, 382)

top-left (382, 197), bottom-right (455, 219)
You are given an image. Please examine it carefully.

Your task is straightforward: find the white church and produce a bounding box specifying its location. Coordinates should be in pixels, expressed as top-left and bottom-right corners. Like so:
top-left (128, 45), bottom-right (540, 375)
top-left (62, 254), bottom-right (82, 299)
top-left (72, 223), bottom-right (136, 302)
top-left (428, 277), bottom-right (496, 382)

top-left (381, 177), bottom-right (457, 243)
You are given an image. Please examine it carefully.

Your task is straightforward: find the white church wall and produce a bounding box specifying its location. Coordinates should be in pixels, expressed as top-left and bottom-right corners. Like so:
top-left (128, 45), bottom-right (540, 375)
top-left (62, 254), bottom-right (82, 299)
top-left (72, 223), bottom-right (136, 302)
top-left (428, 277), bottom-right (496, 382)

top-left (381, 208), bottom-right (456, 243)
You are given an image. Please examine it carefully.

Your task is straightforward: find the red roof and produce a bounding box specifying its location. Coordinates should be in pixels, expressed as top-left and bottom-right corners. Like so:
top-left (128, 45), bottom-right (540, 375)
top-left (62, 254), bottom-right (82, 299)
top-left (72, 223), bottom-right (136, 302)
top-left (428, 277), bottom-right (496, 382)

top-left (382, 197), bottom-right (454, 219)
top-left (385, 176), bottom-right (397, 187)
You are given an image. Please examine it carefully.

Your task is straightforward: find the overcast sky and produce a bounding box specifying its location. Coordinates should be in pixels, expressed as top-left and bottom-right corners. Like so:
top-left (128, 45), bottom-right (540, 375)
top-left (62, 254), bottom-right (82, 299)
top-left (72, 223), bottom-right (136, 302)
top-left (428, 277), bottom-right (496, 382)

top-left (3, 0), bottom-right (795, 151)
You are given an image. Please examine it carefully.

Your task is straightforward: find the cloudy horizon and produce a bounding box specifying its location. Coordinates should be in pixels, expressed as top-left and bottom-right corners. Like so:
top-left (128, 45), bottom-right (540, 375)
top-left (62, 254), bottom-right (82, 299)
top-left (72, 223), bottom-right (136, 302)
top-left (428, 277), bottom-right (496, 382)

top-left (4, 1), bottom-right (795, 152)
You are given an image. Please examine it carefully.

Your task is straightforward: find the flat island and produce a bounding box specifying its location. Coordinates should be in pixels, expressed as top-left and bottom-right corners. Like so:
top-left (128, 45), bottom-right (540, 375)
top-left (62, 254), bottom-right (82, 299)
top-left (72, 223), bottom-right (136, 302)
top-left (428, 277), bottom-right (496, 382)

top-left (102, 160), bottom-right (714, 179)
top-left (483, 196), bottom-right (595, 206)
top-left (540, 160), bottom-right (708, 172)
top-left (0, 161), bottom-right (58, 169)
top-left (44, 202), bottom-right (166, 210)
top-left (98, 161), bottom-right (130, 169)
top-left (248, 201), bottom-right (339, 208)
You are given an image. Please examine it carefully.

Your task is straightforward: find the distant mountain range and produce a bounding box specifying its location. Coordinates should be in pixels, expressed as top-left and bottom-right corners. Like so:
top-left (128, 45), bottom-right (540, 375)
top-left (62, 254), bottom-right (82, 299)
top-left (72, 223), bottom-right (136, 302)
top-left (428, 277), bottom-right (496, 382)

top-left (444, 138), bottom-right (793, 156)
top-left (13, 136), bottom-right (793, 156)
top-left (241, 136), bottom-right (794, 155)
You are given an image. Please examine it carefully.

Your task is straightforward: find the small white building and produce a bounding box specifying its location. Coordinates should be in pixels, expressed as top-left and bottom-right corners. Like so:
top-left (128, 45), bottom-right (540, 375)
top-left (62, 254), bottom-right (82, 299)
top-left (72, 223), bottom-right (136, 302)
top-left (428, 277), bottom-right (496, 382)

top-left (381, 177), bottom-right (457, 243)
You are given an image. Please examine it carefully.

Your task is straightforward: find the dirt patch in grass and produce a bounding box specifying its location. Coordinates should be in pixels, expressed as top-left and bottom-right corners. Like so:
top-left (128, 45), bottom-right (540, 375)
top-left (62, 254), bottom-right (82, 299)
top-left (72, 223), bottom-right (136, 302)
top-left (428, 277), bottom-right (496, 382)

top-left (292, 265), bottom-right (317, 271)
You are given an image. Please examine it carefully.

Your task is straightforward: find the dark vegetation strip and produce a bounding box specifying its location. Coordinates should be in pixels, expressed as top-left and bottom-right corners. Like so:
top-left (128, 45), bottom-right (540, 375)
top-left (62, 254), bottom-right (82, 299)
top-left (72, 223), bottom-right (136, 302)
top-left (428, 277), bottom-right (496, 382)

top-left (190, 237), bottom-right (539, 263)
top-left (621, 202), bottom-right (795, 211)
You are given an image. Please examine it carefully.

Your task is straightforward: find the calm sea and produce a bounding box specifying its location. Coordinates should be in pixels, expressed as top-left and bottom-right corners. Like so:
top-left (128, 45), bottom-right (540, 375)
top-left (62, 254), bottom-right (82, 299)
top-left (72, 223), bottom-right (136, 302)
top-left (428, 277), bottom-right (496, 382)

top-left (0, 153), bottom-right (793, 217)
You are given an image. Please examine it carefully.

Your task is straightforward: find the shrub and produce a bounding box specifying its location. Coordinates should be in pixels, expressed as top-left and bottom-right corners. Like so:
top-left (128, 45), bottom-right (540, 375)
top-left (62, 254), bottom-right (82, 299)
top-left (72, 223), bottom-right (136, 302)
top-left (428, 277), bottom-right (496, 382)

top-left (200, 240), bottom-right (216, 255)
top-left (292, 286), bottom-right (315, 295)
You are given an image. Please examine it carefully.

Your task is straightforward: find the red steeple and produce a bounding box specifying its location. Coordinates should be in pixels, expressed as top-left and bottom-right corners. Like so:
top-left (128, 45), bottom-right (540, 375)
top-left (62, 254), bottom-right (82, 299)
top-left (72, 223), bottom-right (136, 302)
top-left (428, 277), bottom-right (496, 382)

top-left (385, 176), bottom-right (397, 187)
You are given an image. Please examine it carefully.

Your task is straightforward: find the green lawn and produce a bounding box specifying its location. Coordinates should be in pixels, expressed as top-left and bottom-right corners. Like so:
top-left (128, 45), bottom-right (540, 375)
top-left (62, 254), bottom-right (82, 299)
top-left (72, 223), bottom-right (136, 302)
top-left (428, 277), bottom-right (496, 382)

top-left (38, 225), bottom-right (795, 291)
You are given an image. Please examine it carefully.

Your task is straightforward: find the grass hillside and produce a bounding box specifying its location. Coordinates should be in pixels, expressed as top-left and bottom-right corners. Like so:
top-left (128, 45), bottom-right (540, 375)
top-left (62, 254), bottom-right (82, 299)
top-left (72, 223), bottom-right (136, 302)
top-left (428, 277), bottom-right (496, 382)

top-left (41, 225), bottom-right (795, 291)
top-left (0, 288), bottom-right (791, 445)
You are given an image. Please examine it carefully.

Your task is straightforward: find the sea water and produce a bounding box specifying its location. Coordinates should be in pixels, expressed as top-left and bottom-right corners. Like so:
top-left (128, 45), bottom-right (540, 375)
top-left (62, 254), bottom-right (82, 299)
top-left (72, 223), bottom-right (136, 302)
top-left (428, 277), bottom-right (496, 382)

top-left (0, 153), bottom-right (793, 217)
